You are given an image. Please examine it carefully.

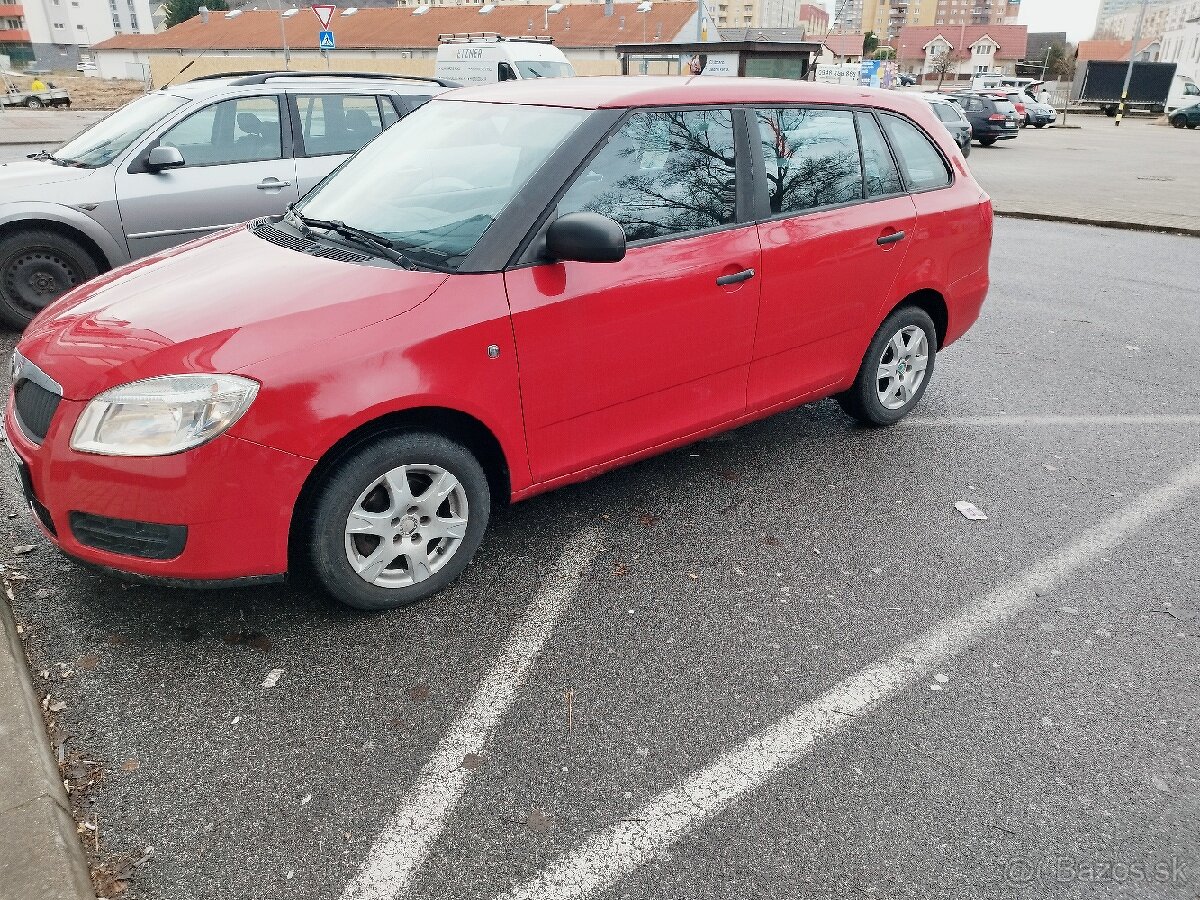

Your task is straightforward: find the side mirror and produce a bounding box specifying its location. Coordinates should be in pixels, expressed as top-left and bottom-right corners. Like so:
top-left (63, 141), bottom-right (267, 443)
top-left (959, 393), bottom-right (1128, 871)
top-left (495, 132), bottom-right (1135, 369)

top-left (146, 146), bottom-right (185, 172)
top-left (545, 212), bottom-right (626, 264)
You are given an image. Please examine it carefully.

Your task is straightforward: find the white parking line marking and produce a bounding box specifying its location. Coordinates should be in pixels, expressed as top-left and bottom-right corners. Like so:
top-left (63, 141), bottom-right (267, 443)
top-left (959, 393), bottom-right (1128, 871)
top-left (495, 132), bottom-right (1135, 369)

top-left (906, 414), bottom-right (1200, 426)
top-left (341, 532), bottom-right (598, 900)
top-left (500, 458), bottom-right (1200, 900)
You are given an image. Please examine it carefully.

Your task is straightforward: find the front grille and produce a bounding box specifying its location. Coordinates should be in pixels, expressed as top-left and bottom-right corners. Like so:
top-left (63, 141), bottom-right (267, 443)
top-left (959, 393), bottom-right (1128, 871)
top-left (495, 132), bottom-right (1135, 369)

top-left (249, 219), bottom-right (372, 263)
top-left (69, 512), bottom-right (187, 560)
top-left (13, 379), bottom-right (60, 444)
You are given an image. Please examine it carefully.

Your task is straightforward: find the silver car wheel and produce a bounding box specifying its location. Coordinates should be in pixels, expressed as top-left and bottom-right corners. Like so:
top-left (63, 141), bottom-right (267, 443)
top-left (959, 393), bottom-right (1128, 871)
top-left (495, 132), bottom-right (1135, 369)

top-left (344, 463), bottom-right (469, 589)
top-left (876, 324), bottom-right (929, 411)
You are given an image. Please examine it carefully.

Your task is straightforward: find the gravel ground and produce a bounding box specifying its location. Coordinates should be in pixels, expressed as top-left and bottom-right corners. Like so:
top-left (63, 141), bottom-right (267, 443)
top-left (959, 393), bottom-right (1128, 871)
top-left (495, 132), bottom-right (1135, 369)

top-left (2, 218), bottom-right (1198, 900)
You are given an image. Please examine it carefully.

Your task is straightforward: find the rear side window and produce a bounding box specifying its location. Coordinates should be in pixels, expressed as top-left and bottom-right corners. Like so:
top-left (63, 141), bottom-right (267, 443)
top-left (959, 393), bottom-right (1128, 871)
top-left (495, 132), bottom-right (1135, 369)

top-left (754, 108), bottom-right (863, 214)
top-left (879, 113), bottom-right (951, 192)
top-left (296, 94), bottom-right (384, 157)
top-left (933, 104), bottom-right (962, 123)
top-left (856, 113), bottom-right (904, 198)
top-left (558, 109), bottom-right (737, 242)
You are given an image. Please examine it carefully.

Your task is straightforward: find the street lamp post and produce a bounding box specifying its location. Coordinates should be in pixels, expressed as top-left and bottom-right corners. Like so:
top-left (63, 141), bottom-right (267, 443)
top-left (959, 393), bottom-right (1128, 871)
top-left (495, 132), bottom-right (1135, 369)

top-left (277, 1), bottom-right (292, 70)
top-left (1115, 0), bottom-right (1149, 126)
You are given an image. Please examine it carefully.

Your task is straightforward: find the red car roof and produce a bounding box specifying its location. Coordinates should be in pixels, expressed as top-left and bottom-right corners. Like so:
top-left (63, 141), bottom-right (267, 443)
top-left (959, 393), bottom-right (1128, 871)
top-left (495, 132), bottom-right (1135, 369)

top-left (441, 76), bottom-right (932, 114)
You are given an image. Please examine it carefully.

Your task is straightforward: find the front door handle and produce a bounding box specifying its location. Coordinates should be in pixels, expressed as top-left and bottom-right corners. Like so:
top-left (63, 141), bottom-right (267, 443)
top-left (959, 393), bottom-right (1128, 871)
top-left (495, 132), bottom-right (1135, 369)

top-left (876, 231), bottom-right (906, 246)
top-left (716, 268), bottom-right (756, 286)
top-left (257, 178), bottom-right (292, 190)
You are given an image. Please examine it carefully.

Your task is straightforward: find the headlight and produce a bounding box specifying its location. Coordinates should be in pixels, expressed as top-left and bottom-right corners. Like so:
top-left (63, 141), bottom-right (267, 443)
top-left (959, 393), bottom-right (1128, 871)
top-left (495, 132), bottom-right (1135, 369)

top-left (70, 375), bottom-right (259, 457)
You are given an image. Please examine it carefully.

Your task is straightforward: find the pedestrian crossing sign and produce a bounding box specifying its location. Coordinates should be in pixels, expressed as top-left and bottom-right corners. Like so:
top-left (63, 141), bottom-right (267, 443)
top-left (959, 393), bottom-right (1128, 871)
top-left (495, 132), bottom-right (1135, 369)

top-left (319, 30), bottom-right (335, 51)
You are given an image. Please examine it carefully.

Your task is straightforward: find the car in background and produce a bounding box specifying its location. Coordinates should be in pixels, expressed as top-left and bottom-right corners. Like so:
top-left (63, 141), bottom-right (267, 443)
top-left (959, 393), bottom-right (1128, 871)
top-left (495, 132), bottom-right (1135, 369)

top-left (898, 73), bottom-right (917, 87)
top-left (8, 78), bottom-right (993, 610)
top-left (1018, 94), bottom-right (1057, 127)
top-left (951, 92), bottom-right (1020, 146)
top-left (0, 71), bottom-right (454, 329)
top-left (1169, 103), bottom-right (1200, 128)
top-left (983, 89), bottom-right (1027, 126)
top-left (920, 94), bottom-right (972, 156)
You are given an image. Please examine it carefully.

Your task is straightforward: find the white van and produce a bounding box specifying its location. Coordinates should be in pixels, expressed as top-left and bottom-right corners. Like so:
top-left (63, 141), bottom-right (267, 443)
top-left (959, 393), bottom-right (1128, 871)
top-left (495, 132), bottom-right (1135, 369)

top-left (434, 33), bottom-right (576, 85)
top-left (1165, 73), bottom-right (1200, 114)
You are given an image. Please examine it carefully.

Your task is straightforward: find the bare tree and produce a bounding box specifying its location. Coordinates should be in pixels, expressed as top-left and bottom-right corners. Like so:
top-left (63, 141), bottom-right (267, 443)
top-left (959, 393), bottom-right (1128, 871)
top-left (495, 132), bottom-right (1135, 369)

top-left (931, 49), bottom-right (956, 91)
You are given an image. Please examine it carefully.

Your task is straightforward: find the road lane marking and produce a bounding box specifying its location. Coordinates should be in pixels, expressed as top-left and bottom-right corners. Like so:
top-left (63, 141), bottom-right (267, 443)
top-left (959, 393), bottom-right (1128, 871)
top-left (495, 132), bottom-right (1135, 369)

top-left (341, 532), bottom-right (598, 900)
top-left (906, 414), bottom-right (1200, 426)
top-left (499, 458), bottom-right (1200, 900)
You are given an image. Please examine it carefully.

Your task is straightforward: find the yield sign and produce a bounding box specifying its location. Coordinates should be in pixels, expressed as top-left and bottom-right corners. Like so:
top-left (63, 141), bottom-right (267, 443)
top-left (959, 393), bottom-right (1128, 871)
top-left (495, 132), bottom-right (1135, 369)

top-left (311, 4), bottom-right (336, 28)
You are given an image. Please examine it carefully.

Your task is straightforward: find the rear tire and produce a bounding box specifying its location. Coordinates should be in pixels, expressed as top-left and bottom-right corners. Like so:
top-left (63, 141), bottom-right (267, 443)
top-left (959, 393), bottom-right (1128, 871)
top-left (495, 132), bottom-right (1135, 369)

top-left (1034, 123), bottom-right (1046, 128)
top-left (961, 140), bottom-right (971, 158)
top-left (836, 306), bottom-right (937, 427)
top-left (0, 229), bottom-right (100, 329)
top-left (306, 432), bottom-right (491, 611)
top-left (978, 137), bottom-right (996, 147)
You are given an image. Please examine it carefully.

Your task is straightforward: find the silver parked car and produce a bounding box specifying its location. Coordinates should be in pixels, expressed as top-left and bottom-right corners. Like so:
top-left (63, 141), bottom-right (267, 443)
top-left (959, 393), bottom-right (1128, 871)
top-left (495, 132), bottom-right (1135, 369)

top-left (0, 71), bottom-right (453, 328)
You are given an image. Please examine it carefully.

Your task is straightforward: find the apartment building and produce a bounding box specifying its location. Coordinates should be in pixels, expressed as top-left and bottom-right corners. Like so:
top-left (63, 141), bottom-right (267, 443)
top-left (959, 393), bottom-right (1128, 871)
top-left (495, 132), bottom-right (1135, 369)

top-left (1160, 14), bottom-right (1200, 79)
top-left (1097, 0), bottom-right (1200, 40)
top-left (0, 0), bottom-right (155, 68)
top-left (835, 0), bottom-right (1017, 42)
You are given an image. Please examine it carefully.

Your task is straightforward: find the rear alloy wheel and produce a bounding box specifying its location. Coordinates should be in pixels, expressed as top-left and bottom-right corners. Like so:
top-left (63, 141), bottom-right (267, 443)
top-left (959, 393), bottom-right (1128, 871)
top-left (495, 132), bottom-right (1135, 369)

top-left (307, 433), bottom-right (490, 611)
top-left (837, 307), bottom-right (937, 427)
top-left (0, 229), bottom-right (100, 329)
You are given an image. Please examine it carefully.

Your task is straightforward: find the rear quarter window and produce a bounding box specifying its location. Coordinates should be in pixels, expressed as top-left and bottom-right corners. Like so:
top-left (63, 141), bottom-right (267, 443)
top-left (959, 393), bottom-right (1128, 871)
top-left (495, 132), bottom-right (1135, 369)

top-left (878, 113), bottom-right (951, 192)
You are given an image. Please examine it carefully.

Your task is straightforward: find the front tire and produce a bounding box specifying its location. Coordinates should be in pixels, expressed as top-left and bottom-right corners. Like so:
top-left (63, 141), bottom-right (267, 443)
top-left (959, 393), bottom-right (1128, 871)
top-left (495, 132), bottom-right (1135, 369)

top-left (0, 229), bottom-right (100, 329)
top-left (1172, 115), bottom-right (1187, 129)
top-left (837, 307), bottom-right (937, 427)
top-left (307, 432), bottom-right (490, 611)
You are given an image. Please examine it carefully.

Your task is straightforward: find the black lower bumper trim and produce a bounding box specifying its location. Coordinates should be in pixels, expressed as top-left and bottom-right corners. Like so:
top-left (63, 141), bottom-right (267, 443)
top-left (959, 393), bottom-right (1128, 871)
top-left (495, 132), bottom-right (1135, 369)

top-left (64, 553), bottom-right (286, 591)
top-left (69, 512), bottom-right (187, 561)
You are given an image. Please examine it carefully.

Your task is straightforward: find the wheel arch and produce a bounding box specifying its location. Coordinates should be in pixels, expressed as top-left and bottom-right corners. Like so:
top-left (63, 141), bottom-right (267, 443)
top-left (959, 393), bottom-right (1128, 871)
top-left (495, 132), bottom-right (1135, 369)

top-left (287, 405), bottom-right (513, 569)
top-left (0, 216), bottom-right (117, 274)
top-left (893, 288), bottom-right (948, 349)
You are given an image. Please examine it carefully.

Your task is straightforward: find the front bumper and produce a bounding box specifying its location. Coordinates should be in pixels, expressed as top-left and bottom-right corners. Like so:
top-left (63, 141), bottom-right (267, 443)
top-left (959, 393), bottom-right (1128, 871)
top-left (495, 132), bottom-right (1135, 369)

top-left (4, 394), bottom-right (314, 582)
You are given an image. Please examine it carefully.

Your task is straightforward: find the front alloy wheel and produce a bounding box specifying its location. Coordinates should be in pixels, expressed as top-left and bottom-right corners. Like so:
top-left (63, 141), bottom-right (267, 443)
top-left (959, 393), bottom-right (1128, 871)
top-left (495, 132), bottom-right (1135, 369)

top-left (307, 432), bottom-right (490, 610)
top-left (344, 463), bottom-right (469, 588)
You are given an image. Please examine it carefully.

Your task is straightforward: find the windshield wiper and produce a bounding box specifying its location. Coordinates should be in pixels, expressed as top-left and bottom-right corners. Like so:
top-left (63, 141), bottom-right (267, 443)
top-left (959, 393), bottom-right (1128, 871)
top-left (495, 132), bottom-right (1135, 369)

top-left (287, 206), bottom-right (413, 269)
top-left (26, 149), bottom-right (54, 161)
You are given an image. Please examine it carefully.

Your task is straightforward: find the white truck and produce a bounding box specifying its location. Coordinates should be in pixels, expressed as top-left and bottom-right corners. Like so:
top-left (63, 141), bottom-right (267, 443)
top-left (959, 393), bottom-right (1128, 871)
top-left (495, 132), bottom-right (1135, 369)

top-left (433, 34), bottom-right (575, 85)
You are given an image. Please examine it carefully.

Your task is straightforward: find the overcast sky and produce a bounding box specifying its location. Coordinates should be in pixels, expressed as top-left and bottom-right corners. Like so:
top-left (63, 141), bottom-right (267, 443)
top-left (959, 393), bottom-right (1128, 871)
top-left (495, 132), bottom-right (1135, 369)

top-left (824, 0), bottom-right (1101, 41)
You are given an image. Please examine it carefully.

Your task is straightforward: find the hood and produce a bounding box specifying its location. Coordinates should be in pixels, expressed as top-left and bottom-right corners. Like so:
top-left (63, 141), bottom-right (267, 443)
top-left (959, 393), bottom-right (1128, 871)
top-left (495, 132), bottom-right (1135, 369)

top-left (19, 225), bottom-right (448, 400)
top-left (0, 159), bottom-right (96, 196)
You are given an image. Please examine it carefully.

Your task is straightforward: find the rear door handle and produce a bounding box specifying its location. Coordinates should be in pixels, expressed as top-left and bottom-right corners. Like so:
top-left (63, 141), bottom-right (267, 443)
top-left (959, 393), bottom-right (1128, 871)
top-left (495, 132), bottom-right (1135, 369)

top-left (876, 231), bottom-right (906, 246)
top-left (257, 178), bottom-right (292, 190)
top-left (716, 268), bottom-right (755, 286)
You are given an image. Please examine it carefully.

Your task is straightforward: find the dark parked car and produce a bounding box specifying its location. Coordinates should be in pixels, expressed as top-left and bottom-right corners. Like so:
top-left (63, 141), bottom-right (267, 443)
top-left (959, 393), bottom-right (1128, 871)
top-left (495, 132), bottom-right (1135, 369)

top-left (898, 73), bottom-right (917, 87)
top-left (921, 95), bottom-right (971, 157)
top-left (952, 92), bottom-right (1020, 146)
top-left (1169, 103), bottom-right (1200, 128)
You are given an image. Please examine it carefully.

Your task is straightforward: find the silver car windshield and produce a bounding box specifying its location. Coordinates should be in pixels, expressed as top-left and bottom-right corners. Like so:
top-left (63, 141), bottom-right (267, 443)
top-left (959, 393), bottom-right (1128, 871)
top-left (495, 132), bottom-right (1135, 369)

top-left (297, 100), bottom-right (588, 270)
top-left (52, 93), bottom-right (188, 168)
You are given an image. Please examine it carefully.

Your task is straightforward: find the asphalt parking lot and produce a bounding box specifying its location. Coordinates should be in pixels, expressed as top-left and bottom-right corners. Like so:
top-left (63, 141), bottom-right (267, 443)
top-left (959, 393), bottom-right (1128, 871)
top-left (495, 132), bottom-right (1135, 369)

top-left (3, 215), bottom-right (1199, 900)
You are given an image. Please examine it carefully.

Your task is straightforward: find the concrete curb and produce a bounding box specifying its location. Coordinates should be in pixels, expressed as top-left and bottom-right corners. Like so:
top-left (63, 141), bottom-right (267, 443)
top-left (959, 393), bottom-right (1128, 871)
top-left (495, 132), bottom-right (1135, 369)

top-left (994, 209), bottom-right (1200, 239)
top-left (0, 595), bottom-right (95, 900)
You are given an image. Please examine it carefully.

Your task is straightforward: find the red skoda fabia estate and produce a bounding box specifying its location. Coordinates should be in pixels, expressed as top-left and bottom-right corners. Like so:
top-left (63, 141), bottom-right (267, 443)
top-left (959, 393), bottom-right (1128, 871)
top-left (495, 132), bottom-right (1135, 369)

top-left (6, 78), bottom-right (992, 610)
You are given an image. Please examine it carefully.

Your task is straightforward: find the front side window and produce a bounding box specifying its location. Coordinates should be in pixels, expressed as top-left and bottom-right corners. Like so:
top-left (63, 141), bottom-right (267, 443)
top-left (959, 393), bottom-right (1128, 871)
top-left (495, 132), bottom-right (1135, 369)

top-left (157, 96), bottom-right (283, 167)
top-left (879, 113), bottom-right (951, 192)
top-left (51, 92), bottom-right (186, 168)
top-left (754, 107), bottom-right (863, 214)
top-left (298, 100), bottom-right (587, 270)
top-left (296, 93), bottom-right (384, 157)
top-left (558, 109), bottom-right (737, 242)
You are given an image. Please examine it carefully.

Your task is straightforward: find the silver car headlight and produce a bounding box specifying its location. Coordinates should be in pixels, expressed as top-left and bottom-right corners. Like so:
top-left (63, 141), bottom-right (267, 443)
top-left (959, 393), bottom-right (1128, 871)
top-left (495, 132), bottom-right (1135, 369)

top-left (70, 374), bottom-right (259, 457)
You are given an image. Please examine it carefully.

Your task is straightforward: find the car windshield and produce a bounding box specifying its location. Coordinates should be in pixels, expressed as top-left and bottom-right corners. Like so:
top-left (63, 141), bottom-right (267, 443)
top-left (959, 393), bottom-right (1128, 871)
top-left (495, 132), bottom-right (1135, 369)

top-left (51, 93), bottom-right (188, 168)
top-left (297, 99), bottom-right (588, 270)
top-left (516, 60), bottom-right (575, 78)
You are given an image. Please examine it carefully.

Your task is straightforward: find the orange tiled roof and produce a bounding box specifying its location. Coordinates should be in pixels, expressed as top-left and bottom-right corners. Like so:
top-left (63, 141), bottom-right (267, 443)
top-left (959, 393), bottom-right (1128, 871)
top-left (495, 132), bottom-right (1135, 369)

top-left (823, 32), bottom-right (865, 56)
top-left (895, 24), bottom-right (1028, 60)
top-left (93, 3), bottom-right (700, 52)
